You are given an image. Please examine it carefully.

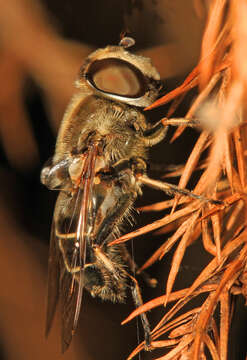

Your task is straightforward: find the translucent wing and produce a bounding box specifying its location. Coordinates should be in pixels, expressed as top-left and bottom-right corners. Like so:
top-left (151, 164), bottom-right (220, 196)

top-left (45, 219), bottom-right (60, 337)
top-left (45, 144), bottom-right (98, 352)
top-left (58, 187), bottom-right (85, 353)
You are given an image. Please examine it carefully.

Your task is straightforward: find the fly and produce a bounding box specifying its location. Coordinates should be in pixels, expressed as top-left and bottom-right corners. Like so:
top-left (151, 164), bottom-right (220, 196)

top-left (41, 37), bottom-right (219, 352)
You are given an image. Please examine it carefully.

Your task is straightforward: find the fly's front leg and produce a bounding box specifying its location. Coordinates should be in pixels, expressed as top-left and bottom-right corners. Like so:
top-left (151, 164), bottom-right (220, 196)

top-left (161, 117), bottom-right (200, 128)
top-left (140, 117), bottom-right (221, 203)
top-left (142, 119), bottom-right (168, 147)
top-left (142, 117), bottom-right (200, 147)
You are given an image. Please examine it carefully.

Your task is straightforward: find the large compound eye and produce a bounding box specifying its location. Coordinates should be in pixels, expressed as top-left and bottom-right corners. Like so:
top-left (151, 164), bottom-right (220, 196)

top-left (86, 58), bottom-right (147, 98)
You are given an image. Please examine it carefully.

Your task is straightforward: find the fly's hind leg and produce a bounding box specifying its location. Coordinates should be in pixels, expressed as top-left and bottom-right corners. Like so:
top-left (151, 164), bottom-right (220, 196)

top-left (127, 274), bottom-right (152, 350)
top-left (120, 245), bottom-right (157, 288)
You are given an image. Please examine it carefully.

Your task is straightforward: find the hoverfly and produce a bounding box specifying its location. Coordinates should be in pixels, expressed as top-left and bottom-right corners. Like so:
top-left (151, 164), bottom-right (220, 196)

top-left (41, 37), bottom-right (217, 352)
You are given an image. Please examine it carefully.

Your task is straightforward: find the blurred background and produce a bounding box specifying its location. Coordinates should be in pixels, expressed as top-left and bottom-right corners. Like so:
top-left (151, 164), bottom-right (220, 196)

top-left (2, 1), bottom-right (241, 359)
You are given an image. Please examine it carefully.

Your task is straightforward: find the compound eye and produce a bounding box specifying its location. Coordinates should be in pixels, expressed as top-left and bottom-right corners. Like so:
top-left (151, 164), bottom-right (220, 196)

top-left (87, 58), bottom-right (147, 98)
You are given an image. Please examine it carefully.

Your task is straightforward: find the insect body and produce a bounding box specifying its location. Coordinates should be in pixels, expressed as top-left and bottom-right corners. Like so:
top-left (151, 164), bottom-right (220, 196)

top-left (41, 40), bottom-right (209, 352)
top-left (41, 40), bottom-right (167, 352)
top-left (41, 41), bottom-right (220, 351)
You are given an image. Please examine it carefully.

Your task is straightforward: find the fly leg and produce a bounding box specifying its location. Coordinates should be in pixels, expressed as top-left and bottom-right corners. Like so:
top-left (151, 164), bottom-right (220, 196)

top-left (142, 117), bottom-right (200, 147)
top-left (127, 274), bottom-right (152, 350)
top-left (120, 246), bottom-right (157, 288)
top-left (58, 237), bottom-right (81, 276)
top-left (138, 175), bottom-right (222, 205)
top-left (139, 118), bottom-right (222, 204)
top-left (142, 119), bottom-right (168, 146)
top-left (111, 156), bottom-right (147, 179)
top-left (111, 157), bottom-right (221, 204)
top-left (96, 191), bottom-right (136, 246)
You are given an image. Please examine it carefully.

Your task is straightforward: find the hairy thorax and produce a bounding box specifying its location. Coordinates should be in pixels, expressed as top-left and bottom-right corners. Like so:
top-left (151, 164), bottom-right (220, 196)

top-left (54, 95), bottom-right (148, 166)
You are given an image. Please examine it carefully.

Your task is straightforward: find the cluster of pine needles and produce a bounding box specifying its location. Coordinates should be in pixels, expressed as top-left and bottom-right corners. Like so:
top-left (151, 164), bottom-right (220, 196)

top-left (111, 1), bottom-right (247, 359)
